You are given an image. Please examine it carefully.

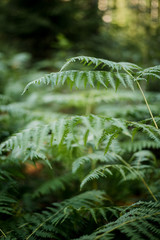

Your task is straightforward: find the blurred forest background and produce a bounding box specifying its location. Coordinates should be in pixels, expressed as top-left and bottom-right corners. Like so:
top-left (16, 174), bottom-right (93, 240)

top-left (0, 0), bottom-right (160, 97)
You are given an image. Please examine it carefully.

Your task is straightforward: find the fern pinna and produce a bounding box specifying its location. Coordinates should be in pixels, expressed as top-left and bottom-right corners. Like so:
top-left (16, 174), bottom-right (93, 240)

top-left (0, 56), bottom-right (160, 240)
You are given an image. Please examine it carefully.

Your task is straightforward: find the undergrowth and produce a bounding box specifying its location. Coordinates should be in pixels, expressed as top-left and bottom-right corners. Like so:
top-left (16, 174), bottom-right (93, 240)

top-left (0, 56), bottom-right (160, 239)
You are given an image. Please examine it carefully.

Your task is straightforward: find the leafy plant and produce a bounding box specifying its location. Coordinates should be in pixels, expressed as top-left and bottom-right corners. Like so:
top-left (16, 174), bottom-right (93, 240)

top-left (0, 56), bottom-right (160, 239)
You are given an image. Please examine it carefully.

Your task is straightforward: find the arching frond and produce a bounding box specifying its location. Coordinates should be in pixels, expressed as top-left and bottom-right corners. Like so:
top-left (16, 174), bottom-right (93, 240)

top-left (138, 65), bottom-right (160, 80)
top-left (22, 70), bottom-right (136, 95)
top-left (130, 150), bottom-right (156, 168)
top-left (60, 56), bottom-right (141, 72)
top-left (80, 164), bottom-right (134, 189)
top-left (130, 121), bottom-right (160, 143)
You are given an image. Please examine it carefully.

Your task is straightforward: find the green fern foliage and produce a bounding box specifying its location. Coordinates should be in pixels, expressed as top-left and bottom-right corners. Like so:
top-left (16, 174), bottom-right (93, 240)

top-left (1, 115), bottom-right (160, 155)
top-left (22, 56), bottom-right (160, 97)
top-left (22, 70), bottom-right (136, 94)
top-left (138, 65), bottom-right (160, 80)
top-left (74, 201), bottom-right (160, 240)
top-left (1, 55), bottom-right (160, 240)
top-left (60, 56), bottom-right (141, 72)
top-left (0, 195), bottom-right (16, 215)
top-left (33, 173), bottom-right (75, 197)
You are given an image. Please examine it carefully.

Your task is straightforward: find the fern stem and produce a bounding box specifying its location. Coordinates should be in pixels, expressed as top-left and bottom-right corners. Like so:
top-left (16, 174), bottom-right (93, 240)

top-left (26, 215), bottom-right (53, 240)
top-left (122, 67), bottom-right (158, 129)
top-left (118, 158), bottom-right (157, 201)
top-left (88, 146), bottom-right (97, 189)
top-left (95, 211), bottom-right (160, 240)
top-left (0, 228), bottom-right (6, 238)
top-left (136, 80), bottom-right (158, 129)
top-left (138, 174), bottom-right (157, 201)
top-left (1, 223), bottom-right (29, 237)
top-left (26, 207), bottom-right (64, 240)
top-left (86, 93), bottom-right (93, 115)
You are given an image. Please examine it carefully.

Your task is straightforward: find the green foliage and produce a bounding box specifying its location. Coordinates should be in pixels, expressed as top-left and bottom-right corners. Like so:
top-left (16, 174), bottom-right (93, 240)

top-left (74, 201), bottom-right (160, 240)
top-left (0, 55), bottom-right (160, 240)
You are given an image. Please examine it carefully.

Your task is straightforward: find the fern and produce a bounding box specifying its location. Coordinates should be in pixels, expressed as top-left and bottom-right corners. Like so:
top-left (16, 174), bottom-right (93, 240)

top-left (22, 70), bottom-right (137, 95)
top-left (1, 55), bottom-right (160, 240)
top-left (0, 194), bottom-right (16, 215)
top-left (22, 57), bottom-right (160, 96)
top-left (21, 191), bottom-right (106, 240)
top-left (41, 90), bottom-right (143, 107)
top-left (138, 65), bottom-right (160, 80)
top-left (1, 115), bottom-right (160, 154)
top-left (79, 162), bottom-right (137, 189)
top-left (1, 114), bottom-right (160, 176)
top-left (20, 56), bottom-right (146, 95)
top-left (33, 173), bottom-right (76, 197)
top-left (60, 56), bottom-right (141, 72)
top-left (74, 201), bottom-right (160, 240)
top-left (130, 150), bottom-right (156, 167)
top-left (122, 140), bottom-right (160, 152)
top-left (130, 121), bottom-right (160, 143)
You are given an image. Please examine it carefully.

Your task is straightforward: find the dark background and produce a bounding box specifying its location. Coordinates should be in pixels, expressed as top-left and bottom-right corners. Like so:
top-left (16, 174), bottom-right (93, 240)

top-left (0, 0), bottom-right (160, 62)
top-left (0, 0), bottom-right (160, 93)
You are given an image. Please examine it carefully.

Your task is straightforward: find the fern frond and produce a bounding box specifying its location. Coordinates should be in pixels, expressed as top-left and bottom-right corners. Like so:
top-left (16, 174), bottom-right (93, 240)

top-left (1, 114), bottom-right (159, 159)
top-left (138, 65), bottom-right (160, 80)
top-left (74, 201), bottom-right (160, 240)
top-left (75, 205), bottom-right (122, 224)
top-left (60, 56), bottom-right (141, 72)
top-left (0, 195), bottom-right (16, 215)
top-left (33, 173), bottom-right (75, 197)
top-left (130, 150), bottom-right (156, 168)
top-left (22, 70), bottom-right (136, 95)
top-left (130, 121), bottom-right (160, 143)
top-left (80, 164), bottom-right (134, 189)
top-left (24, 190), bottom-right (105, 239)
top-left (0, 115), bottom-right (122, 155)
top-left (72, 151), bottom-right (129, 174)
top-left (0, 125), bottom-right (49, 152)
top-left (122, 140), bottom-right (160, 152)
top-left (72, 151), bottom-right (107, 173)
top-left (42, 90), bottom-right (143, 108)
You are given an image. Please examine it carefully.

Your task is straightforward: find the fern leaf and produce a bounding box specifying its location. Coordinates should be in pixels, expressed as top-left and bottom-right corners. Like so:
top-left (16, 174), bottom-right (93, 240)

top-left (130, 150), bottom-right (156, 168)
top-left (130, 121), bottom-right (160, 144)
top-left (1, 115), bottom-right (159, 165)
top-left (80, 166), bottom-right (113, 189)
top-left (60, 56), bottom-right (141, 72)
top-left (138, 65), bottom-right (160, 80)
top-left (22, 70), bottom-right (136, 94)
top-left (122, 140), bottom-right (160, 152)
top-left (0, 195), bottom-right (16, 215)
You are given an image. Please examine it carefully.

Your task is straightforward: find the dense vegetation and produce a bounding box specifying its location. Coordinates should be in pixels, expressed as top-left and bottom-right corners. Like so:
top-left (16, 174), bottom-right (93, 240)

top-left (0, 0), bottom-right (160, 239)
top-left (0, 55), bottom-right (160, 239)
